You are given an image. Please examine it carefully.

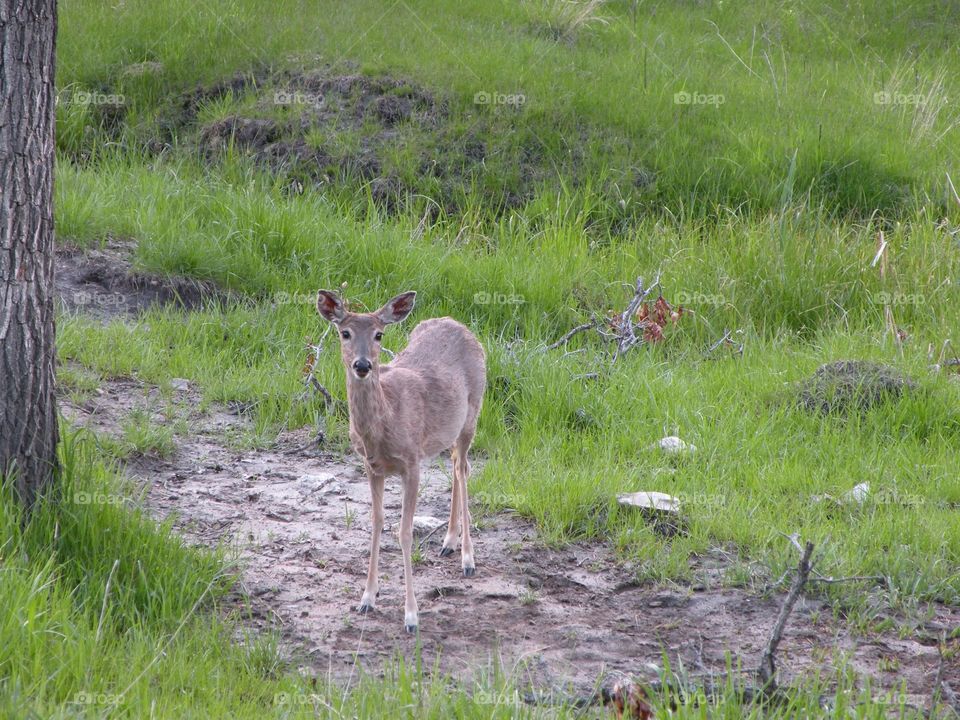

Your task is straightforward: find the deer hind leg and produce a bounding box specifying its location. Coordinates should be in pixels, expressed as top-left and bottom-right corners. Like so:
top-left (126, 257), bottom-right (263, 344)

top-left (455, 430), bottom-right (476, 577)
top-left (358, 467), bottom-right (385, 613)
top-left (399, 463), bottom-right (421, 632)
top-left (440, 448), bottom-right (462, 557)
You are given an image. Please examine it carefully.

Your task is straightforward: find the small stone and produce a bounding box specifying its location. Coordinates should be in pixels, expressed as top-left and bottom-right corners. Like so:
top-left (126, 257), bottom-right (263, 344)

top-left (658, 436), bottom-right (696, 454)
top-left (844, 482), bottom-right (870, 504)
top-left (412, 515), bottom-right (445, 535)
top-left (617, 492), bottom-right (681, 514)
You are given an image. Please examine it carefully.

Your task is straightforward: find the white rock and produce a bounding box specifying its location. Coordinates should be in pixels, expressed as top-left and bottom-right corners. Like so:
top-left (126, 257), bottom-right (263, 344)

top-left (170, 377), bottom-right (190, 391)
top-left (300, 473), bottom-right (339, 495)
top-left (617, 491), bottom-right (681, 514)
top-left (412, 515), bottom-right (446, 534)
top-left (813, 482), bottom-right (870, 505)
top-left (659, 435), bottom-right (696, 454)
top-left (844, 482), bottom-right (870, 504)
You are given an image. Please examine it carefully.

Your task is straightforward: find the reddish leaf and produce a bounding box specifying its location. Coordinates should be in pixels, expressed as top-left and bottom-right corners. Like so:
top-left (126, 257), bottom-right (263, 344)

top-left (642, 322), bottom-right (664, 343)
top-left (652, 295), bottom-right (671, 326)
top-left (302, 344), bottom-right (318, 377)
top-left (611, 680), bottom-right (655, 719)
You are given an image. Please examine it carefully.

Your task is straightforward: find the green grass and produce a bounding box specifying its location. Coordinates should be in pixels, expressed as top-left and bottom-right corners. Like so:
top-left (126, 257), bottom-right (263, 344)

top-left (18, 0), bottom-right (960, 715)
top-left (56, 0), bottom-right (960, 217)
top-left (0, 437), bottom-right (939, 717)
top-left (55, 155), bottom-right (960, 606)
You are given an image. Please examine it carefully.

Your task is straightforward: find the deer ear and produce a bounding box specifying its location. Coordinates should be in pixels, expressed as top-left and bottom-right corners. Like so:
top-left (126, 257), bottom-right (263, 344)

top-left (316, 290), bottom-right (347, 323)
top-left (376, 291), bottom-right (416, 324)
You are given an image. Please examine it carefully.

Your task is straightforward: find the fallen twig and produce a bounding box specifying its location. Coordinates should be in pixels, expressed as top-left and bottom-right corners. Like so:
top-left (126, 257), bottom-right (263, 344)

top-left (612, 273), bottom-right (662, 363)
top-left (705, 328), bottom-right (744, 357)
top-left (806, 574), bottom-right (887, 587)
top-left (758, 540), bottom-right (815, 689)
top-left (300, 325), bottom-right (335, 409)
top-left (542, 271), bottom-right (682, 366)
top-left (544, 319), bottom-right (599, 351)
top-left (416, 519), bottom-right (449, 552)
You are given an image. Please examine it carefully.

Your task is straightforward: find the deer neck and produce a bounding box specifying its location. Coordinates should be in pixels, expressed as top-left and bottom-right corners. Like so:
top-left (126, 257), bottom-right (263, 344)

top-left (346, 373), bottom-right (391, 453)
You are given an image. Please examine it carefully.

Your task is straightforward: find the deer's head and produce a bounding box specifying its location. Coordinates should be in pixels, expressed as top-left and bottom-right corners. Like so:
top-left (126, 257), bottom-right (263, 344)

top-left (316, 290), bottom-right (416, 381)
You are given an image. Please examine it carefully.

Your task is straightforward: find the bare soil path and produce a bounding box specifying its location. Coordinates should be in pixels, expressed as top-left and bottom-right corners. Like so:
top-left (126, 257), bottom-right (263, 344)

top-left (59, 375), bottom-right (959, 705)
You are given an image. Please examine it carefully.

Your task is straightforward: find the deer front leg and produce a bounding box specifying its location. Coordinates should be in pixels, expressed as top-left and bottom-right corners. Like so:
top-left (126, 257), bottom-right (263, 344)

top-left (399, 463), bottom-right (420, 632)
top-left (359, 467), bottom-right (385, 613)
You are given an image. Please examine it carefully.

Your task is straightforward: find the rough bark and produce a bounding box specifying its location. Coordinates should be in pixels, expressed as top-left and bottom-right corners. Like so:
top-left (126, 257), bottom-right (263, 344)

top-left (0, 0), bottom-right (59, 506)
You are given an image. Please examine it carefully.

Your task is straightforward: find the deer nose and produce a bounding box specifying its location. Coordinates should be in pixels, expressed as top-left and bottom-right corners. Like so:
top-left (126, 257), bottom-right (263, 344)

top-left (353, 358), bottom-right (372, 375)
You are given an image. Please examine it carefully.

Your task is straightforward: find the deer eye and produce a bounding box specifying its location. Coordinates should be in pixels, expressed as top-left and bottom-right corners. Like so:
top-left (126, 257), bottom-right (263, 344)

top-left (374, 332), bottom-right (383, 342)
top-left (341, 330), bottom-right (351, 339)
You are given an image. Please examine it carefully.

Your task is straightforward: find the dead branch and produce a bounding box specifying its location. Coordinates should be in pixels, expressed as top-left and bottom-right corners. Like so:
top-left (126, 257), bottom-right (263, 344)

top-left (612, 273), bottom-right (662, 363)
top-left (807, 574), bottom-right (887, 587)
top-left (705, 328), bottom-right (744, 357)
top-left (758, 540), bottom-right (815, 689)
top-left (543, 271), bottom-right (689, 368)
top-left (416, 519), bottom-right (449, 552)
top-left (544, 319), bottom-right (599, 351)
top-left (300, 325), bottom-right (334, 409)
top-left (307, 375), bottom-right (334, 407)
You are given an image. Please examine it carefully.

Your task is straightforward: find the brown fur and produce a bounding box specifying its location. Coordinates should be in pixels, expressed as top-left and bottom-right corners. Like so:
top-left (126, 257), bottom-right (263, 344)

top-left (317, 290), bottom-right (486, 631)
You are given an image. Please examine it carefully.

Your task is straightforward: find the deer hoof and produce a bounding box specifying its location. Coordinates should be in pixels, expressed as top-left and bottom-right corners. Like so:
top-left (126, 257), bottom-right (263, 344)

top-left (404, 624), bottom-right (418, 634)
top-left (439, 546), bottom-right (455, 557)
top-left (357, 603), bottom-right (375, 614)
top-left (463, 566), bottom-right (476, 577)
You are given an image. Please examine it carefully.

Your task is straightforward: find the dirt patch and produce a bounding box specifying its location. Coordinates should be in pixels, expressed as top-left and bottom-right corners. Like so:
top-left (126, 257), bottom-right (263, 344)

top-left (797, 360), bottom-right (917, 415)
top-left (58, 373), bottom-right (959, 706)
top-left (56, 240), bottom-right (229, 320)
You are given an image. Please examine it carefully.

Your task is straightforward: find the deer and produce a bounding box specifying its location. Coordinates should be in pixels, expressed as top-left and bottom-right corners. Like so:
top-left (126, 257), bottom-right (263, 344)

top-left (316, 290), bottom-right (486, 633)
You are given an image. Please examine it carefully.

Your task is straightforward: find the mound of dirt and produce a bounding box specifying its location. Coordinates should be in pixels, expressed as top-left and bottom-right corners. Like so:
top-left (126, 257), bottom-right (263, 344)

top-left (797, 360), bottom-right (916, 415)
top-left (56, 240), bottom-right (229, 320)
top-left (158, 66), bottom-right (594, 216)
top-left (200, 116), bottom-right (281, 152)
top-left (188, 69), bottom-right (446, 211)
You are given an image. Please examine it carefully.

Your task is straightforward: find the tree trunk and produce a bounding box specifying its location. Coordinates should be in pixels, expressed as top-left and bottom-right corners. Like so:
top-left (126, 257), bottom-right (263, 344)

top-left (0, 0), bottom-right (59, 506)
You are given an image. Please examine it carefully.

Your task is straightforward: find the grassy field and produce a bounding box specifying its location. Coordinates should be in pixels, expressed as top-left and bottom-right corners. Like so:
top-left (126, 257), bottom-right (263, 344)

top-left (4, 0), bottom-right (960, 716)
